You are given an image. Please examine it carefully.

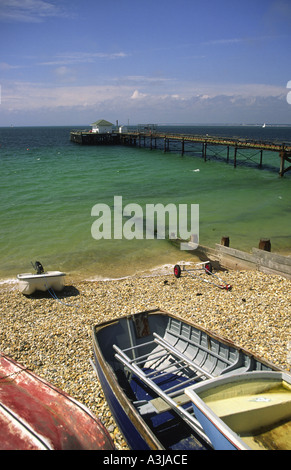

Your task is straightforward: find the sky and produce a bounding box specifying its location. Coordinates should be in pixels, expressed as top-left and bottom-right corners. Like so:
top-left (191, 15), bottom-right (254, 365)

top-left (0, 0), bottom-right (291, 126)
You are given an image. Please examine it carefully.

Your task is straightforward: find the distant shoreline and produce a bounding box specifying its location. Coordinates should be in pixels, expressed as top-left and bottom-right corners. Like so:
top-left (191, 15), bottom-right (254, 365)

top-left (2, 123), bottom-right (291, 129)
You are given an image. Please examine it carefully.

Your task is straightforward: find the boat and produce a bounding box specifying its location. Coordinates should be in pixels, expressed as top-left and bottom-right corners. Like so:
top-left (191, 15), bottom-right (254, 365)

top-left (17, 271), bottom-right (66, 295)
top-left (17, 261), bottom-right (66, 295)
top-left (0, 352), bottom-right (115, 450)
top-left (91, 308), bottom-right (281, 450)
top-left (185, 371), bottom-right (291, 450)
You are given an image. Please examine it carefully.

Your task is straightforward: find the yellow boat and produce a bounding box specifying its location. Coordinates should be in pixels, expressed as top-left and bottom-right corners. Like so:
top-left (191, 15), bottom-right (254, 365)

top-left (185, 371), bottom-right (291, 450)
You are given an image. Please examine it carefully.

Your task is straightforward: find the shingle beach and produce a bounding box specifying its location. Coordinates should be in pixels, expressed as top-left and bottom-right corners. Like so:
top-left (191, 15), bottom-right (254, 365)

top-left (1, 268), bottom-right (290, 449)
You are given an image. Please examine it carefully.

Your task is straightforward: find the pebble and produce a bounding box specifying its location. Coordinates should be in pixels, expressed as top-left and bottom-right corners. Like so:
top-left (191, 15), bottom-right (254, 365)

top-left (0, 268), bottom-right (290, 450)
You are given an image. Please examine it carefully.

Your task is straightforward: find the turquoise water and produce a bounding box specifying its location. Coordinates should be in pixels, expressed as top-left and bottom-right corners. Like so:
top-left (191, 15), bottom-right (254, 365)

top-left (0, 126), bottom-right (290, 280)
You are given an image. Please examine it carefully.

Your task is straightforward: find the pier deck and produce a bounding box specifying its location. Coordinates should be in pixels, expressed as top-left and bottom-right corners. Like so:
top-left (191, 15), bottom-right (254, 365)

top-left (70, 130), bottom-right (291, 177)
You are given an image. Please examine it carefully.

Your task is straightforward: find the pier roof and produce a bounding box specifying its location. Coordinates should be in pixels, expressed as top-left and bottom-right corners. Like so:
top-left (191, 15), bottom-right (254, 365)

top-left (91, 119), bottom-right (114, 126)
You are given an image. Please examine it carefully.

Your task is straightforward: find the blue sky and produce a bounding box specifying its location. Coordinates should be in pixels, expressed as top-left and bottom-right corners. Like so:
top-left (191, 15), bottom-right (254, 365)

top-left (0, 0), bottom-right (291, 126)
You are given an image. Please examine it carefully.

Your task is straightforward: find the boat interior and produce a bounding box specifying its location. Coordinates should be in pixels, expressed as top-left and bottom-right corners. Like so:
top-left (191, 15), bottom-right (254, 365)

top-left (95, 310), bottom-right (275, 449)
top-left (191, 373), bottom-right (291, 450)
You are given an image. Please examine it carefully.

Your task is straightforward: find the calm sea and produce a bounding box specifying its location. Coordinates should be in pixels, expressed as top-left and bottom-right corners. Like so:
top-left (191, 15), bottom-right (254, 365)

top-left (0, 125), bottom-right (290, 281)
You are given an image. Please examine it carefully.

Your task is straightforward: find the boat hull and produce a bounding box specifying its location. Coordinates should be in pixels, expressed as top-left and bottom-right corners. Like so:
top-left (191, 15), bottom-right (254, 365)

top-left (17, 271), bottom-right (66, 295)
top-left (92, 348), bottom-right (156, 450)
top-left (185, 371), bottom-right (291, 450)
top-left (0, 353), bottom-right (115, 450)
top-left (92, 309), bottom-right (280, 450)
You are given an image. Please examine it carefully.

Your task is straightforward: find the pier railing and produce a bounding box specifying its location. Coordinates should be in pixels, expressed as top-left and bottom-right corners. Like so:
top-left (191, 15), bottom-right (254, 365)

top-left (70, 130), bottom-right (291, 177)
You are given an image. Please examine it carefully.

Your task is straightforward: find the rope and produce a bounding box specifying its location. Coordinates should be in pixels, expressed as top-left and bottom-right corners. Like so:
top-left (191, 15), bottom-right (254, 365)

top-left (0, 368), bottom-right (28, 382)
top-left (29, 262), bottom-right (78, 308)
top-left (45, 284), bottom-right (80, 309)
top-left (0, 353), bottom-right (29, 382)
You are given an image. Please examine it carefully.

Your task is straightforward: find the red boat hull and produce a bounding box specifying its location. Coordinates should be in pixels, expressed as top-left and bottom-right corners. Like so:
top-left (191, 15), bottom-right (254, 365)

top-left (0, 353), bottom-right (115, 450)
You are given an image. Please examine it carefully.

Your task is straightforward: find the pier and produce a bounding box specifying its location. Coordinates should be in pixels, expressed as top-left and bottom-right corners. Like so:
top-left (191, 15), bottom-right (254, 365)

top-left (70, 130), bottom-right (120, 145)
top-left (70, 130), bottom-right (291, 177)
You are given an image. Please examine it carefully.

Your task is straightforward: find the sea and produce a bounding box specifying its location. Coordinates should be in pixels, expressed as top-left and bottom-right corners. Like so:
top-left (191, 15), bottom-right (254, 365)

top-left (0, 125), bottom-right (290, 282)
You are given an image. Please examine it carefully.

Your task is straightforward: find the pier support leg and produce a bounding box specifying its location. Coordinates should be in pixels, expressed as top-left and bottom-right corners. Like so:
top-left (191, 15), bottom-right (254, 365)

top-left (259, 150), bottom-right (263, 168)
top-left (279, 146), bottom-right (291, 177)
top-left (221, 236), bottom-right (230, 247)
top-left (259, 238), bottom-right (271, 252)
top-left (234, 146), bottom-right (237, 168)
top-left (202, 142), bottom-right (207, 161)
top-left (164, 138), bottom-right (169, 152)
top-left (181, 138), bottom-right (184, 156)
top-left (279, 151), bottom-right (285, 176)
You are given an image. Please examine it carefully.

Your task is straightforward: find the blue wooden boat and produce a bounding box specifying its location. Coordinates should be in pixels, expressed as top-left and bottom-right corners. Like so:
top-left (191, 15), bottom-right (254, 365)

top-left (91, 309), bottom-right (280, 450)
top-left (185, 371), bottom-right (291, 450)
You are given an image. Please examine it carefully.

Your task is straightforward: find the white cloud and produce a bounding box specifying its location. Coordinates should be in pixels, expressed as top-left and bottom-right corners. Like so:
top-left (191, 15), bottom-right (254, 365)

top-left (203, 37), bottom-right (243, 46)
top-left (1, 79), bottom-right (286, 110)
top-left (0, 78), bottom-right (289, 125)
top-left (0, 62), bottom-right (22, 70)
top-left (54, 66), bottom-right (70, 76)
top-left (39, 51), bottom-right (129, 66)
top-left (131, 90), bottom-right (148, 100)
top-left (202, 34), bottom-right (285, 47)
top-left (0, 0), bottom-right (66, 22)
top-left (125, 75), bottom-right (173, 84)
top-left (177, 82), bottom-right (286, 100)
top-left (1, 81), bottom-right (133, 110)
